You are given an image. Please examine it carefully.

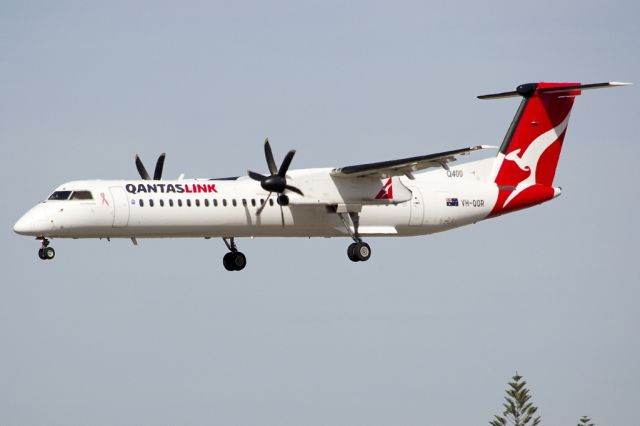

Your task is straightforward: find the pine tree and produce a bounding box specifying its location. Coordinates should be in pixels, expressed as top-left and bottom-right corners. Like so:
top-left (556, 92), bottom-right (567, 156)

top-left (490, 372), bottom-right (541, 426)
top-left (577, 416), bottom-right (595, 426)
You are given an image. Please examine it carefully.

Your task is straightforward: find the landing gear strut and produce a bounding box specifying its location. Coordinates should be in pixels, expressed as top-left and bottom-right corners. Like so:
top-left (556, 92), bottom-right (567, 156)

top-left (222, 237), bottom-right (246, 271)
top-left (37, 238), bottom-right (55, 260)
top-left (339, 211), bottom-right (371, 262)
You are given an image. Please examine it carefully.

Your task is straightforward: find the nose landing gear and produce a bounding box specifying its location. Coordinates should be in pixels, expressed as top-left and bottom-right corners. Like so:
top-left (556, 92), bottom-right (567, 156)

top-left (222, 237), bottom-right (246, 271)
top-left (37, 238), bottom-right (55, 260)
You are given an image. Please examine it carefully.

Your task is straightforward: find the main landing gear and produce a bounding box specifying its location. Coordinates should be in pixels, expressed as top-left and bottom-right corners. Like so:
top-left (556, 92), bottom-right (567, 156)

top-left (37, 238), bottom-right (55, 260)
top-left (339, 211), bottom-right (371, 262)
top-left (347, 241), bottom-right (371, 262)
top-left (222, 237), bottom-right (246, 271)
top-left (277, 194), bottom-right (289, 206)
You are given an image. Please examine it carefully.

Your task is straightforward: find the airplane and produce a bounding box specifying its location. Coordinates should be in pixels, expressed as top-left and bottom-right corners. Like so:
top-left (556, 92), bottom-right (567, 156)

top-left (13, 81), bottom-right (630, 271)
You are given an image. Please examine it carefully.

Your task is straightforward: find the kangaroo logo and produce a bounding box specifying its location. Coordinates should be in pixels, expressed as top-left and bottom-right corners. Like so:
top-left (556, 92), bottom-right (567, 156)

top-left (502, 113), bottom-right (570, 207)
top-left (375, 178), bottom-right (393, 200)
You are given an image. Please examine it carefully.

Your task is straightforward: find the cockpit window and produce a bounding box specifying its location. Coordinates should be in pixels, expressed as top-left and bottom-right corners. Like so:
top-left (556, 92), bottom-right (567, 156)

top-left (48, 191), bottom-right (72, 200)
top-left (70, 191), bottom-right (93, 200)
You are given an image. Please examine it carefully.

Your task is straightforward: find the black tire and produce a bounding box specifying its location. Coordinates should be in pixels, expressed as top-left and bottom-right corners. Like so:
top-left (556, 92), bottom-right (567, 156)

top-left (354, 242), bottom-right (371, 262)
top-left (38, 248), bottom-right (46, 260)
top-left (233, 252), bottom-right (247, 271)
top-left (347, 243), bottom-right (359, 262)
top-left (223, 252), bottom-right (235, 271)
top-left (43, 247), bottom-right (55, 260)
top-left (277, 194), bottom-right (289, 206)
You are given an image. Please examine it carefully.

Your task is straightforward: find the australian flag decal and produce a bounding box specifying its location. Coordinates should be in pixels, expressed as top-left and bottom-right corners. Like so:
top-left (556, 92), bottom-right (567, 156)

top-left (446, 197), bottom-right (459, 207)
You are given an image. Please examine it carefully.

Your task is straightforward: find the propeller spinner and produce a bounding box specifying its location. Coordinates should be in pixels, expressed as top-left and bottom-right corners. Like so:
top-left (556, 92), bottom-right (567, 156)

top-left (135, 153), bottom-right (166, 180)
top-left (248, 139), bottom-right (303, 215)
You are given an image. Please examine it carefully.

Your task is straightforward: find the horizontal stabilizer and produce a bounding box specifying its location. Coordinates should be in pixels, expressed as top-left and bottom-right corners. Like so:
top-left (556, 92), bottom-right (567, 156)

top-left (478, 81), bottom-right (631, 100)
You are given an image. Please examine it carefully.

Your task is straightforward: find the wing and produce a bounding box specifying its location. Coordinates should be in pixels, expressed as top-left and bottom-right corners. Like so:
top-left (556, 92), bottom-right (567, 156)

top-left (330, 145), bottom-right (495, 178)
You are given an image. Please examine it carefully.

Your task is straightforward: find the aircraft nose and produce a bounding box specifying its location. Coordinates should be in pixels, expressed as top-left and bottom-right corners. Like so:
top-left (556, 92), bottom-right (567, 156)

top-left (13, 210), bottom-right (50, 236)
top-left (13, 215), bottom-right (31, 235)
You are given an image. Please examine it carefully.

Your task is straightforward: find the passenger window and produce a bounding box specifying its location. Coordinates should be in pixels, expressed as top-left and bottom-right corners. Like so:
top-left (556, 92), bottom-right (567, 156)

top-left (204, 199), bottom-right (209, 207)
top-left (48, 191), bottom-right (72, 201)
top-left (195, 199), bottom-right (200, 207)
top-left (159, 199), bottom-right (164, 207)
top-left (186, 199), bottom-right (191, 207)
top-left (213, 199), bottom-right (218, 207)
top-left (149, 199), bottom-right (154, 207)
top-left (269, 199), bottom-right (274, 206)
top-left (251, 199), bottom-right (256, 207)
top-left (139, 199), bottom-right (144, 207)
top-left (222, 199), bottom-right (227, 207)
top-left (178, 199), bottom-right (183, 207)
top-left (242, 199), bottom-right (247, 207)
top-left (169, 199), bottom-right (174, 207)
top-left (232, 199), bottom-right (237, 207)
top-left (70, 191), bottom-right (93, 200)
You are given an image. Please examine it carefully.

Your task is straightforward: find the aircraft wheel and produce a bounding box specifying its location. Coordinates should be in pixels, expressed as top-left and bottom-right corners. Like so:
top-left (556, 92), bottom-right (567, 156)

top-left (223, 252), bottom-right (235, 271)
top-left (43, 247), bottom-right (55, 260)
top-left (277, 194), bottom-right (289, 206)
top-left (232, 252), bottom-right (246, 271)
top-left (347, 243), bottom-right (359, 262)
top-left (38, 248), bottom-right (46, 260)
top-left (354, 242), bottom-right (371, 262)
top-left (223, 251), bottom-right (247, 271)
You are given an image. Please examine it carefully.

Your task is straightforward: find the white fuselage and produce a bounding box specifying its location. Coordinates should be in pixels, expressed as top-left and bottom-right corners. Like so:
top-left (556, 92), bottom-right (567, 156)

top-left (14, 158), bottom-right (511, 240)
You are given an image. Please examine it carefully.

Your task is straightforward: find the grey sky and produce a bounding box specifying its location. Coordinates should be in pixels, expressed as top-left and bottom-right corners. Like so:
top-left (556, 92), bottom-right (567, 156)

top-left (1, 1), bottom-right (638, 425)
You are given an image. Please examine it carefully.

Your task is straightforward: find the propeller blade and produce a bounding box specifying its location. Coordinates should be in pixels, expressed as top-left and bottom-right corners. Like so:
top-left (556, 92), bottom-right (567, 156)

top-left (248, 170), bottom-right (267, 182)
top-left (256, 192), bottom-right (272, 216)
top-left (280, 202), bottom-right (285, 227)
top-left (284, 185), bottom-right (304, 196)
top-left (135, 155), bottom-right (151, 180)
top-left (264, 139), bottom-right (278, 175)
top-left (153, 153), bottom-right (166, 180)
top-left (278, 150), bottom-right (296, 177)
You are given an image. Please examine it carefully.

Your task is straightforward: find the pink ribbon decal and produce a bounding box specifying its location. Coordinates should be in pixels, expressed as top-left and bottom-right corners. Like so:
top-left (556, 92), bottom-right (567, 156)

top-left (100, 192), bottom-right (110, 207)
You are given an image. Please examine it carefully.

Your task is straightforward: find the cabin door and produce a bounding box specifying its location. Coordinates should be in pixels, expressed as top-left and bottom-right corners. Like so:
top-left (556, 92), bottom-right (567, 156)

top-left (408, 186), bottom-right (424, 226)
top-left (109, 187), bottom-right (130, 227)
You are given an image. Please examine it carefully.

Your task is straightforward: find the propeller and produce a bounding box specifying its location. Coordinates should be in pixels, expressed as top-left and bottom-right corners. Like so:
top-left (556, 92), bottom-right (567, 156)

top-left (135, 153), bottom-right (166, 180)
top-left (248, 139), bottom-right (303, 215)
